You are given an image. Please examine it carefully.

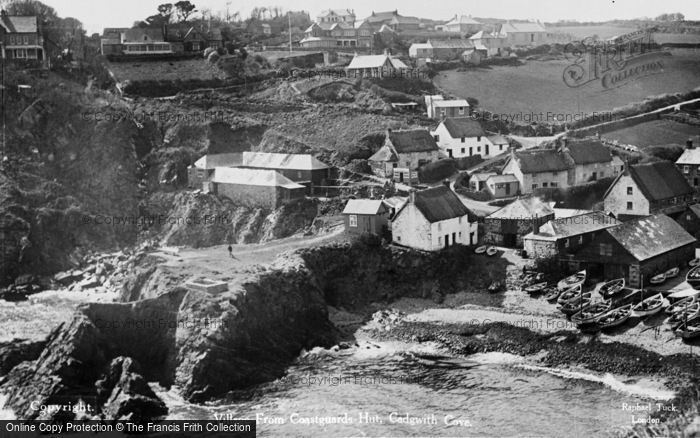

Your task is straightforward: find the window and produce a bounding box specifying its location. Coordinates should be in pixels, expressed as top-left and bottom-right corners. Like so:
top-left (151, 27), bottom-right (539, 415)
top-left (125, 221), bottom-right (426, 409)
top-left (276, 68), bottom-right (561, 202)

top-left (477, 136), bottom-right (481, 142)
top-left (349, 215), bottom-right (357, 227)
top-left (396, 236), bottom-right (401, 242)
top-left (461, 137), bottom-right (465, 143)
top-left (564, 239), bottom-right (570, 248)
top-left (550, 182), bottom-right (558, 188)
top-left (627, 187), bottom-right (633, 195)
top-left (392, 163), bottom-right (397, 168)
top-left (9, 36), bottom-right (15, 44)
top-left (23, 36), bottom-right (29, 44)
top-left (695, 178), bottom-right (699, 187)
top-left (532, 184), bottom-right (538, 190)
top-left (438, 237), bottom-right (443, 246)
top-left (434, 135), bottom-right (439, 142)
top-left (15, 49), bottom-right (27, 58)
top-left (437, 223), bottom-right (442, 231)
top-left (578, 236), bottom-right (583, 245)
top-left (627, 201), bottom-right (633, 210)
top-left (599, 243), bottom-right (613, 256)
top-left (461, 148), bottom-right (465, 154)
top-left (405, 161), bottom-right (411, 167)
top-left (459, 107), bottom-right (465, 115)
top-left (458, 217), bottom-right (462, 224)
top-left (684, 165), bottom-right (690, 174)
top-left (441, 109), bottom-right (446, 116)
top-left (477, 147), bottom-right (481, 153)
top-left (543, 182), bottom-right (548, 188)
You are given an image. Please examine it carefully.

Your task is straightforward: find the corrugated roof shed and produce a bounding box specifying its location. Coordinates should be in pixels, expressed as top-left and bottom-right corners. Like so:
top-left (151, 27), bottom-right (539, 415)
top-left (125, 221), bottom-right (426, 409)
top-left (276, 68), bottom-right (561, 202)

top-left (342, 199), bottom-right (387, 215)
top-left (606, 214), bottom-right (696, 261)
top-left (488, 197), bottom-right (554, 220)
top-left (628, 161), bottom-right (693, 201)
top-left (411, 186), bottom-right (475, 223)
top-left (442, 118), bottom-right (484, 138)
top-left (242, 152), bottom-right (330, 171)
top-left (211, 168), bottom-right (304, 189)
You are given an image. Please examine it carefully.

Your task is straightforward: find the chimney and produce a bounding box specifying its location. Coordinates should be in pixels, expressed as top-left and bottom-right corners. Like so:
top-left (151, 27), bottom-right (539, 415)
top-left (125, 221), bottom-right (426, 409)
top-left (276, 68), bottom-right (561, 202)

top-left (384, 48), bottom-right (390, 56)
top-left (532, 214), bottom-right (539, 234)
top-left (408, 189), bottom-right (416, 204)
top-left (687, 139), bottom-right (694, 150)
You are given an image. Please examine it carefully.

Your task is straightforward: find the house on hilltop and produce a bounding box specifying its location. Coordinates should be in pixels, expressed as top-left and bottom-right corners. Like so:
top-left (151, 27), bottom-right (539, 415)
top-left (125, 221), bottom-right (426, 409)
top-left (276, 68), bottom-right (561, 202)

top-left (392, 186), bottom-right (478, 251)
top-left (572, 214), bottom-right (696, 287)
top-left (368, 129), bottom-right (444, 183)
top-left (603, 160), bottom-right (695, 220)
top-left (345, 53), bottom-right (408, 78)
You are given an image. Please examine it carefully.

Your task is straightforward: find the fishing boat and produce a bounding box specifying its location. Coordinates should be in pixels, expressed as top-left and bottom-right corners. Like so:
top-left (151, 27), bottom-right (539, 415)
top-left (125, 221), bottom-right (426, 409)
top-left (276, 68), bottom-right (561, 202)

top-left (559, 294), bottom-right (594, 316)
top-left (666, 289), bottom-right (700, 302)
top-left (524, 282), bottom-right (547, 295)
top-left (664, 267), bottom-right (680, 279)
top-left (474, 246), bottom-right (487, 255)
top-left (687, 265), bottom-right (700, 290)
top-left (689, 258), bottom-right (700, 268)
top-left (557, 270), bottom-right (586, 291)
top-left (614, 288), bottom-right (645, 305)
top-left (667, 303), bottom-right (700, 330)
top-left (666, 296), bottom-right (697, 314)
top-left (597, 304), bottom-right (634, 330)
top-left (571, 301), bottom-right (613, 327)
top-left (674, 316), bottom-right (700, 340)
top-left (557, 284), bottom-right (585, 305)
top-left (544, 287), bottom-right (562, 303)
top-left (649, 273), bottom-right (666, 285)
top-left (599, 278), bottom-right (625, 300)
top-left (486, 246), bottom-right (498, 257)
top-left (631, 293), bottom-right (665, 317)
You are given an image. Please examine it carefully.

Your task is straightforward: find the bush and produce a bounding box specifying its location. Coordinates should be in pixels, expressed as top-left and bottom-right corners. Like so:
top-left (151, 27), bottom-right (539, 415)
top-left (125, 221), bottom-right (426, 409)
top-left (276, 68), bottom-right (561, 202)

top-left (418, 159), bottom-right (458, 183)
top-left (458, 189), bottom-right (492, 202)
top-left (645, 145), bottom-right (685, 162)
top-left (455, 155), bottom-right (484, 170)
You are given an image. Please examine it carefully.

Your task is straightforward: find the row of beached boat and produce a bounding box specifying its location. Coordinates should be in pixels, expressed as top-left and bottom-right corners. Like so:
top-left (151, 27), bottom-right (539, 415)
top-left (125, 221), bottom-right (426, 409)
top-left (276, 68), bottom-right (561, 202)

top-left (522, 269), bottom-right (700, 339)
top-left (474, 246), bottom-right (498, 257)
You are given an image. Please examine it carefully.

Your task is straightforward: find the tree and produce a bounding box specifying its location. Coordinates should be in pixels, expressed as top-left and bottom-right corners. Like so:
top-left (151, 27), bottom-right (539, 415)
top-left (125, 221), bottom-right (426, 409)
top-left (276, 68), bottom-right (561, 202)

top-left (157, 3), bottom-right (173, 21)
top-left (174, 1), bottom-right (197, 22)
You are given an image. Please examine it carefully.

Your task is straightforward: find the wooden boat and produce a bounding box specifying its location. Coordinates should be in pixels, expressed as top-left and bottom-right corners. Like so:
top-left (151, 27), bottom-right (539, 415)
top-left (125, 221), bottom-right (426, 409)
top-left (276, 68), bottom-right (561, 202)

top-left (674, 316), bottom-right (700, 340)
top-left (632, 293), bottom-right (665, 317)
top-left (557, 284), bottom-right (584, 305)
top-left (486, 246), bottom-right (498, 257)
top-left (667, 303), bottom-right (700, 329)
top-left (571, 301), bottom-right (613, 326)
top-left (667, 289), bottom-right (700, 302)
top-left (474, 246), bottom-right (487, 255)
top-left (524, 282), bottom-right (547, 295)
top-left (557, 270), bottom-right (586, 291)
top-left (686, 265), bottom-right (700, 290)
top-left (544, 287), bottom-right (562, 303)
top-left (599, 278), bottom-right (625, 300)
top-left (649, 273), bottom-right (666, 285)
top-left (559, 294), bottom-right (594, 316)
top-left (689, 258), bottom-right (700, 268)
top-left (614, 288), bottom-right (645, 305)
top-left (666, 296), bottom-right (697, 314)
top-left (597, 304), bottom-right (634, 330)
top-left (664, 267), bottom-right (680, 279)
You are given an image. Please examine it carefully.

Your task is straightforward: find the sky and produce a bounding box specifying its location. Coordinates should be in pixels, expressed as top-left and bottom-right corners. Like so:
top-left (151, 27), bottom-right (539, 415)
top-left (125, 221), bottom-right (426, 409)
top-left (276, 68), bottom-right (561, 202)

top-left (29, 0), bottom-right (700, 35)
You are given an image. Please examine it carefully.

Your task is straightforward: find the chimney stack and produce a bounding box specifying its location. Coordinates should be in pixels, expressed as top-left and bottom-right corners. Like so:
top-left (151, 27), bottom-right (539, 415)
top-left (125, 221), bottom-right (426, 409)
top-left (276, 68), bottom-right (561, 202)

top-left (687, 139), bottom-right (694, 150)
top-left (532, 214), bottom-right (540, 235)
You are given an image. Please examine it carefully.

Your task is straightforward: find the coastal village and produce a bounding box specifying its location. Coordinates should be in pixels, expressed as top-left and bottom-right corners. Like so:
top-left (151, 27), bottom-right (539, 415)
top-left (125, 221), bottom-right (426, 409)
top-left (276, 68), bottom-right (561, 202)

top-left (1, 0), bottom-right (700, 435)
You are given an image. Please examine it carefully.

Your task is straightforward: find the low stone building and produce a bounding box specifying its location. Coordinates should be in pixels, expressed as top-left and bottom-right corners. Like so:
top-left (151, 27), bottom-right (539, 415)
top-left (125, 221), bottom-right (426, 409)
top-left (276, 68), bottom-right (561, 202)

top-left (392, 186), bottom-right (478, 251)
top-left (207, 168), bottom-right (306, 209)
top-left (485, 174), bottom-right (519, 198)
top-left (484, 197), bottom-right (555, 247)
top-left (368, 129), bottom-right (444, 184)
top-left (342, 199), bottom-right (390, 236)
top-left (572, 214), bottom-right (696, 287)
top-left (187, 153), bottom-right (243, 188)
top-left (240, 152), bottom-right (332, 192)
top-left (523, 211), bottom-right (620, 259)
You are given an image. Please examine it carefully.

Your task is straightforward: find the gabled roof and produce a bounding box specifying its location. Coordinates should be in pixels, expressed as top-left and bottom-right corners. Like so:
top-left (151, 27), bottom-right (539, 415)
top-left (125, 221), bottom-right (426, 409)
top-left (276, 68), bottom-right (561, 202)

top-left (368, 144), bottom-right (398, 162)
top-left (387, 129), bottom-right (439, 153)
top-left (193, 153), bottom-right (242, 169)
top-left (211, 168), bottom-right (305, 189)
top-left (605, 214), bottom-right (695, 261)
top-left (625, 161), bottom-right (693, 202)
top-left (676, 148), bottom-right (700, 165)
top-left (389, 15), bottom-right (420, 25)
top-left (347, 54), bottom-right (407, 70)
top-left (241, 152), bottom-right (330, 171)
top-left (487, 174), bottom-right (519, 184)
top-left (501, 22), bottom-right (547, 33)
top-left (366, 10), bottom-right (399, 23)
top-left (566, 140), bottom-right (612, 165)
top-left (123, 27), bottom-right (165, 42)
top-left (378, 24), bottom-right (395, 33)
top-left (441, 118), bottom-right (484, 138)
top-left (0, 15), bottom-right (38, 33)
top-left (488, 197), bottom-right (555, 220)
top-left (512, 149), bottom-right (569, 174)
top-left (433, 99), bottom-right (469, 108)
top-left (686, 204), bottom-right (700, 219)
top-left (470, 172), bottom-right (496, 182)
top-left (342, 199), bottom-right (387, 215)
top-left (446, 15), bottom-right (482, 26)
top-left (405, 186), bottom-right (475, 223)
top-left (525, 211), bottom-right (620, 241)
top-left (429, 39), bottom-right (474, 49)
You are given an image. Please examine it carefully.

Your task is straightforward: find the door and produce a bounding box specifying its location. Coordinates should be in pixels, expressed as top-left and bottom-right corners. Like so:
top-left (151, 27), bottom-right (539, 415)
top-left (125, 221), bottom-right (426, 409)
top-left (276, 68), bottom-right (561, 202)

top-left (504, 233), bottom-right (517, 247)
top-left (469, 232), bottom-right (475, 245)
top-left (485, 144), bottom-right (489, 156)
top-left (452, 232), bottom-right (456, 245)
top-left (444, 234), bottom-right (450, 248)
top-left (505, 183), bottom-right (511, 196)
top-left (448, 149), bottom-right (453, 158)
top-left (399, 172), bottom-right (404, 183)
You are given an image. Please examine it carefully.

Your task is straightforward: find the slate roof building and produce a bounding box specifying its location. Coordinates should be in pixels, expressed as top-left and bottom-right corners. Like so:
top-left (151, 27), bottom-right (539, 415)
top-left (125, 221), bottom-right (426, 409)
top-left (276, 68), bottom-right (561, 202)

top-left (342, 199), bottom-right (390, 236)
top-left (368, 129), bottom-right (444, 183)
top-left (240, 152), bottom-right (331, 189)
top-left (484, 197), bottom-right (555, 247)
top-left (431, 118), bottom-right (507, 158)
top-left (208, 168), bottom-right (306, 209)
top-left (345, 53), bottom-right (408, 78)
top-left (523, 211), bottom-right (621, 259)
top-left (675, 139), bottom-right (700, 189)
top-left (603, 160), bottom-right (695, 220)
top-left (572, 214), bottom-right (696, 287)
top-left (0, 11), bottom-right (46, 65)
top-left (187, 153), bottom-right (243, 188)
top-left (392, 186), bottom-right (478, 251)
top-left (503, 139), bottom-right (624, 194)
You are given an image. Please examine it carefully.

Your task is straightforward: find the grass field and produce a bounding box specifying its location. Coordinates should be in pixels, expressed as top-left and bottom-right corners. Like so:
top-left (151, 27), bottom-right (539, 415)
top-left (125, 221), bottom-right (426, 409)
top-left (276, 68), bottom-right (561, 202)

top-left (434, 49), bottom-right (700, 118)
top-left (601, 119), bottom-right (700, 148)
top-left (548, 25), bottom-right (637, 40)
top-left (107, 59), bottom-right (225, 82)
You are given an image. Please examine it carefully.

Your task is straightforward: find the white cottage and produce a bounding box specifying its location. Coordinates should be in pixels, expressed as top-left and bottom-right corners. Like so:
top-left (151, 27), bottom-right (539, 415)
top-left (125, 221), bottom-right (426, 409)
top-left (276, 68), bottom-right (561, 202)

top-left (391, 186), bottom-right (478, 251)
top-left (431, 118), bottom-right (506, 159)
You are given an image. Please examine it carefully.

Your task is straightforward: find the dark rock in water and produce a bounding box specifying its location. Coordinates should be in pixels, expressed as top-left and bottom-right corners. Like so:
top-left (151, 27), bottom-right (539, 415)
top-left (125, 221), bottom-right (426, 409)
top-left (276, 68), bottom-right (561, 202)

top-left (96, 357), bottom-right (167, 421)
top-left (0, 339), bottom-right (46, 376)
